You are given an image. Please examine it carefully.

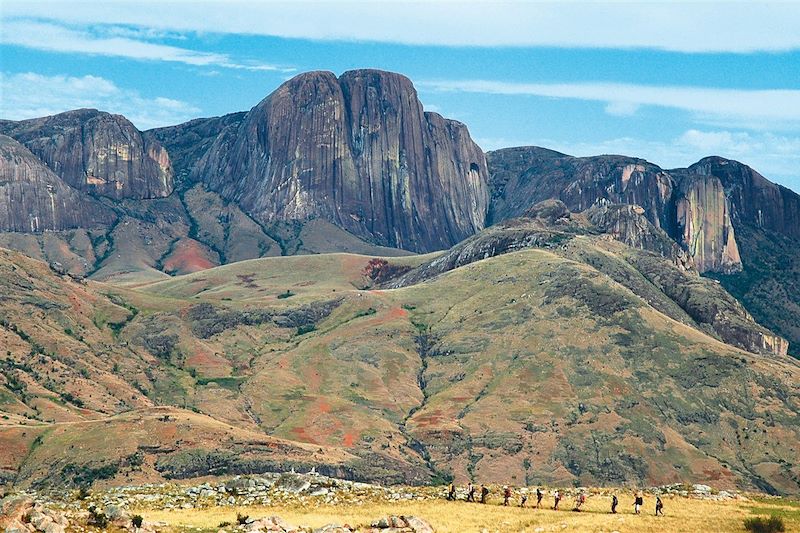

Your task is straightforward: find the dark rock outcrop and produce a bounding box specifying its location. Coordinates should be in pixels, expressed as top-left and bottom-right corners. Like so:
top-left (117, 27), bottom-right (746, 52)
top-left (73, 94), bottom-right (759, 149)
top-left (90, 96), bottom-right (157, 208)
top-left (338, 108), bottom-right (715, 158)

top-left (487, 147), bottom-right (674, 232)
top-left (0, 109), bottom-right (173, 200)
top-left (584, 202), bottom-right (691, 269)
top-left (195, 70), bottom-right (489, 252)
top-left (145, 112), bottom-right (246, 183)
top-left (681, 156), bottom-right (800, 239)
top-left (0, 135), bottom-right (114, 231)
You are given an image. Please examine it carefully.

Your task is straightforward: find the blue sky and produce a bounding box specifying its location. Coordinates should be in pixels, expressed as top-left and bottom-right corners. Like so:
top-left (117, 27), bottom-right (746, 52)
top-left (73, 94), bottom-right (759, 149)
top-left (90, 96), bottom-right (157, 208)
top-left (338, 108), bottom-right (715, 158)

top-left (2, 1), bottom-right (799, 192)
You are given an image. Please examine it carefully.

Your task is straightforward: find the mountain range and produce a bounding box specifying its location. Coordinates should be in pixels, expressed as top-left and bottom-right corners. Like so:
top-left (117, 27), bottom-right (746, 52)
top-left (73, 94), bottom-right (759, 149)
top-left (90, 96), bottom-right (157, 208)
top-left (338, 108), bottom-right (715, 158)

top-left (1, 69), bottom-right (799, 494)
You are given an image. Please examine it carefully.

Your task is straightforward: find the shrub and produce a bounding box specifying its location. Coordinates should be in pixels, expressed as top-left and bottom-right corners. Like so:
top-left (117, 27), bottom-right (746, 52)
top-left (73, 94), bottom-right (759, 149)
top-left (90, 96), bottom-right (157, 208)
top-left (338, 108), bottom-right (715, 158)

top-left (236, 513), bottom-right (249, 525)
top-left (218, 521), bottom-right (232, 528)
top-left (744, 516), bottom-right (786, 533)
top-left (361, 258), bottom-right (411, 285)
top-left (277, 290), bottom-right (295, 299)
top-left (297, 324), bottom-right (316, 335)
top-left (75, 486), bottom-right (91, 500)
top-left (88, 506), bottom-right (108, 528)
top-left (132, 515), bottom-right (144, 528)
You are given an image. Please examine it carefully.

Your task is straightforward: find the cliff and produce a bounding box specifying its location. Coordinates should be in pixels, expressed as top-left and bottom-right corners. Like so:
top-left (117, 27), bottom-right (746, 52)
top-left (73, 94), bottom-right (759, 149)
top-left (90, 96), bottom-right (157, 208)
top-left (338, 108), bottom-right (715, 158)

top-left (195, 70), bottom-right (489, 252)
top-left (0, 135), bottom-right (114, 232)
top-left (0, 109), bottom-right (174, 200)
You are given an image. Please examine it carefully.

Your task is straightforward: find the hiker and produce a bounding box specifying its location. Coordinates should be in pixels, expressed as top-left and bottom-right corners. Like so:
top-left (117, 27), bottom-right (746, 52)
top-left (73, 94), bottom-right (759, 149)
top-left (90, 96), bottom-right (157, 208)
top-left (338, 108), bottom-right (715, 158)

top-left (466, 482), bottom-right (475, 502)
top-left (656, 496), bottom-right (664, 516)
top-left (536, 487), bottom-right (543, 508)
top-left (480, 484), bottom-right (489, 504)
top-left (520, 492), bottom-right (528, 508)
top-left (573, 491), bottom-right (586, 511)
top-left (633, 492), bottom-right (643, 514)
top-left (503, 486), bottom-right (512, 506)
top-left (553, 489), bottom-right (561, 510)
top-left (447, 483), bottom-right (456, 501)
top-left (611, 494), bottom-right (618, 514)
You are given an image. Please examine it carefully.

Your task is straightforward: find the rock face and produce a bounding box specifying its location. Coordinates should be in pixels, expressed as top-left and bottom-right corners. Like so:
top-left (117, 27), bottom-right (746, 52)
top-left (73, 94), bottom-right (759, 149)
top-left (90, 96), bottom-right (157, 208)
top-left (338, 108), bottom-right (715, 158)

top-left (0, 135), bottom-right (114, 231)
top-left (674, 174), bottom-right (742, 273)
top-left (683, 156), bottom-right (800, 239)
top-left (584, 202), bottom-right (691, 270)
top-left (195, 69), bottom-right (489, 252)
top-left (0, 109), bottom-right (173, 200)
top-left (486, 147), bottom-right (674, 232)
top-left (145, 112), bottom-right (246, 182)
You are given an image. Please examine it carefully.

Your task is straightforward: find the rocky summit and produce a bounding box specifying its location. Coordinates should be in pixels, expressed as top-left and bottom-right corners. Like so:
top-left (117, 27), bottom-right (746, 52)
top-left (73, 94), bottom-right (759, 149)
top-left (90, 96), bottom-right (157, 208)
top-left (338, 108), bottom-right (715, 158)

top-left (194, 70), bottom-right (489, 253)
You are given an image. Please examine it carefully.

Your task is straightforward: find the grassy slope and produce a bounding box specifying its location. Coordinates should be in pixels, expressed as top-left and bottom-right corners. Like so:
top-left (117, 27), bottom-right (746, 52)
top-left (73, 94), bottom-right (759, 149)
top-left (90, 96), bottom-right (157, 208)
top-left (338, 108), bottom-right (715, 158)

top-left (140, 493), bottom-right (800, 533)
top-left (1, 244), bottom-right (799, 493)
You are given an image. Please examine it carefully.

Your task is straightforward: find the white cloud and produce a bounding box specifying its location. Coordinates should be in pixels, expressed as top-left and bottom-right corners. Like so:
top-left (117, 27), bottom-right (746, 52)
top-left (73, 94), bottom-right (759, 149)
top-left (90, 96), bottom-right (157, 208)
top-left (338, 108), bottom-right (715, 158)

top-left (477, 130), bottom-right (800, 192)
top-left (421, 79), bottom-right (800, 129)
top-left (0, 72), bottom-right (201, 130)
top-left (4, 1), bottom-right (800, 53)
top-left (3, 20), bottom-right (289, 71)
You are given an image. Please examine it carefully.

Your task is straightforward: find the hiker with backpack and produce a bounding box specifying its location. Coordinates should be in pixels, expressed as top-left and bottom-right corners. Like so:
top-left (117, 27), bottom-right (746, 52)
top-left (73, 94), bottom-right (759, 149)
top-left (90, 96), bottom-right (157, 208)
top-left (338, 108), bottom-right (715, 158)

top-left (503, 486), bottom-right (512, 506)
top-left (480, 484), bottom-right (490, 504)
top-left (633, 492), bottom-right (644, 514)
top-left (611, 493), bottom-right (618, 513)
top-left (656, 496), bottom-right (664, 516)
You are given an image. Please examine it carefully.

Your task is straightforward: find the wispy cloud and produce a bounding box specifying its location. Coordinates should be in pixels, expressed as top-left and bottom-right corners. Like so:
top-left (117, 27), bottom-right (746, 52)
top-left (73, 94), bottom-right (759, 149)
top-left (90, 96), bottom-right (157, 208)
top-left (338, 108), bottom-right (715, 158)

top-left (422, 80), bottom-right (800, 129)
top-left (4, 2), bottom-right (800, 53)
top-left (3, 20), bottom-right (290, 71)
top-left (0, 72), bottom-right (201, 130)
top-left (477, 129), bottom-right (800, 192)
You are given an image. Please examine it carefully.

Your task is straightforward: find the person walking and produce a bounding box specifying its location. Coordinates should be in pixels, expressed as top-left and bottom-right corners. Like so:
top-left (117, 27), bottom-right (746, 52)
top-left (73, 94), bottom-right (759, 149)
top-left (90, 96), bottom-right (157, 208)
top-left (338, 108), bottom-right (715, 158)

top-left (655, 496), bottom-right (664, 516)
top-left (611, 494), bottom-right (618, 514)
top-left (536, 488), bottom-right (543, 509)
top-left (466, 482), bottom-right (475, 503)
top-left (480, 484), bottom-right (490, 504)
top-left (573, 491), bottom-right (586, 511)
top-left (503, 486), bottom-right (512, 506)
top-left (520, 492), bottom-right (528, 508)
top-left (633, 492), bottom-right (643, 514)
top-left (447, 482), bottom-right (456, 501)
top-left (553, 489), bottom-right (561, 510)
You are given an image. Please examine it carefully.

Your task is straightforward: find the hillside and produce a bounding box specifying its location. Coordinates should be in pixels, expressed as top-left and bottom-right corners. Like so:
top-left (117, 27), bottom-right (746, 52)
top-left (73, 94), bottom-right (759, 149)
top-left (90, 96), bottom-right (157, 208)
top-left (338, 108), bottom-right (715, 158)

top-left (2, 222), bottom-right (799, 494)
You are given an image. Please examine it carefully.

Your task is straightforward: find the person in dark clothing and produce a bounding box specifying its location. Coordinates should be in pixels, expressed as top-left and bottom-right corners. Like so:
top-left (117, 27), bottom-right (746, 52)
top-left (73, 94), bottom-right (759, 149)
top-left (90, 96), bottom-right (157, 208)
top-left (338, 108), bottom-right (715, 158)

top-left (503, 486), bottom-right (512, 506)
top-left (611, 494), bottom-right (618, 513)
top-left (447, 483), bottom-right (456, 501)
top-left (466, 483), bottom-right (475, 502)
top-left (536, 488), bottom-right (543, 508)
top-left (553, 490), bottom-right (561, 510)
top-left (520, 493), bottom-right (528, 508)
top-left (480, 484), bottom-right (489, 504)
top-left (633, 492), bottom-right (643, 514)
top-left (656, 496), bottom-right (664, 516)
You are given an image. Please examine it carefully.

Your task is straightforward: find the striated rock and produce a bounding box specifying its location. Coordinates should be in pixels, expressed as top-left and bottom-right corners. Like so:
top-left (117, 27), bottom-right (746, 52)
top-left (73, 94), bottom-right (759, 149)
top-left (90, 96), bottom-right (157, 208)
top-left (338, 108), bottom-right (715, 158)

top-left (674, 174), bottom-right (741, 273)
top-left (683, 156), bottom-right (800, 239)
top-left (487, 148), bottom-right (674, 232)
top-left (0, 109), bottom-right (173, 200)
top-left (145, 112), bottom-right (246, 183)
top-left (585, 202), bottom-right (691, 269)
top-left (0, 135), bottom-right (115, 232)
top-left (195, 69), bottom-right (488, 252)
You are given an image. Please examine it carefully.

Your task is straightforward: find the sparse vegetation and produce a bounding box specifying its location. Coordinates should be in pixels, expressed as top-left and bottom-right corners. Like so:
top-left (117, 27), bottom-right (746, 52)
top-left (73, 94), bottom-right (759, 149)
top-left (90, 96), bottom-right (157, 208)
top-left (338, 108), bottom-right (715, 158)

top-left (744, 515), bottom-right (786, 533)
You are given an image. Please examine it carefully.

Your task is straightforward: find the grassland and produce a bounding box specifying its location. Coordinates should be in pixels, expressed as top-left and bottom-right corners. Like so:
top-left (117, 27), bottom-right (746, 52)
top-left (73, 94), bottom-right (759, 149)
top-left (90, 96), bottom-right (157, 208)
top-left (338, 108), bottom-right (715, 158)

top-left (138, 492), bottom-right (800, 533)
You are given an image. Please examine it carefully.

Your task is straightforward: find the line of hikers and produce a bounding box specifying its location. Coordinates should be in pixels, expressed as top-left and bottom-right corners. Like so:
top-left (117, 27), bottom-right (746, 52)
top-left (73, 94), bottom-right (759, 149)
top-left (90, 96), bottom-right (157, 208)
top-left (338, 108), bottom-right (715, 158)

top-left (446, 484), bottom-right (665, 516)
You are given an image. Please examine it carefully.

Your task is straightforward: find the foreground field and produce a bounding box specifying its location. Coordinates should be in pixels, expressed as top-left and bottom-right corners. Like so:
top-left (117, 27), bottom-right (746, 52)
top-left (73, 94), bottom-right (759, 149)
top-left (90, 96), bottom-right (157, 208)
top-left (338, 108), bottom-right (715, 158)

top-left (141, 494), bottom-right (800, 533)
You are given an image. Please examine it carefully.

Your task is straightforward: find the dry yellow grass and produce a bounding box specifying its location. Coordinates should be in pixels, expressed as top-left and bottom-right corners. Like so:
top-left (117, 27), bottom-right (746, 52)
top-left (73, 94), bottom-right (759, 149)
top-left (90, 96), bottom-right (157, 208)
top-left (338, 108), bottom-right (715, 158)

top-left (140, 494), bottom-right (799, 532)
